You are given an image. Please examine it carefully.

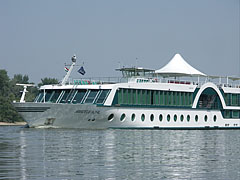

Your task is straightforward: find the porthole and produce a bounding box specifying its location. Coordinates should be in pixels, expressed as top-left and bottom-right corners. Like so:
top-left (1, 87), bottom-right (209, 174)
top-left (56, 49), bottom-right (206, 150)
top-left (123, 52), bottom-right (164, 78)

top-left (167, 114), bottom-right (170, 122)
top-left (108, 114), bottom-right (114, 121)
top-left (174, 114), bottom-right (177, 122)
top-left (150, 114), bottom-right (154, 122)
top-left (204, 115), bottom-right (208, 122)
top-left (131, 114), bottom-right (136, 121)
top-left (195, 115), bottom-right (198, 122)
top-left (120, 113), bottom-right (126, 121)
top-left (180, 115), bottom-right (184, 122)
top-left (213, 115), bottom-right (217, 122)
top-left (187, 115), bottom-right (190, 122)
top-left (141, 114), bottom-right (145, 122)
top-left (159, 114), bottom-right (163, 121)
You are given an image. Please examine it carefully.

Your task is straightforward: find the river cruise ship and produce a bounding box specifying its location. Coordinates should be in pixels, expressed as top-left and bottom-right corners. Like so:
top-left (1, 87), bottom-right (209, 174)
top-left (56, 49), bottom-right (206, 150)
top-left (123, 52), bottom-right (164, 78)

top-left (14, 54), bottom-right (240, 129)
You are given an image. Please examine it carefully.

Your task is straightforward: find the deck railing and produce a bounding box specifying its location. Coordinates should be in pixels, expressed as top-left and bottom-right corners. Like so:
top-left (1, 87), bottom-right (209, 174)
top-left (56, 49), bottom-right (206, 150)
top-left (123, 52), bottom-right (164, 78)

top-left (68, 76), bottom-right (240, 89)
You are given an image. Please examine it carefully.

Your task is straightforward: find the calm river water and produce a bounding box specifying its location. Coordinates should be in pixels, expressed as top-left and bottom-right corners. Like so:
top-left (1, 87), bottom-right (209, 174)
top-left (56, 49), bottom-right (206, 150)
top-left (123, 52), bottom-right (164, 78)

top-left (0, 126), bottom-right (239, 180)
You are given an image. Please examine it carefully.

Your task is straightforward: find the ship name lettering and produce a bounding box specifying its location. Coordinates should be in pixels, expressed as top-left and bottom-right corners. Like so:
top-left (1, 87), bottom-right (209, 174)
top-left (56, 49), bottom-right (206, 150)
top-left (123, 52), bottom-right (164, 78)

top-left (75, 110), bottom-right (100, 114)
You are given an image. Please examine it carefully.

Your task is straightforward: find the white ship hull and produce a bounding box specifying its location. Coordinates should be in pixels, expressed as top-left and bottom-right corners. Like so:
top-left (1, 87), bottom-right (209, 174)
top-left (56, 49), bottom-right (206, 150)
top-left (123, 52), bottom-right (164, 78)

top-left (13, 54), bottom-right (240, 129)
top-left (14, 102), bottom-right (240, 129)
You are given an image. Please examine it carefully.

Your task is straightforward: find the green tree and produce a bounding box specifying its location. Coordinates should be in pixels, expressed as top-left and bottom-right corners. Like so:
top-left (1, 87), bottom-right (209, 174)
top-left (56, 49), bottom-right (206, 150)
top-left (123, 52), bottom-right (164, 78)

top-left (38, 77), bottom-right (59, 87)
top-left (0, 70), bottom-right (23, 122)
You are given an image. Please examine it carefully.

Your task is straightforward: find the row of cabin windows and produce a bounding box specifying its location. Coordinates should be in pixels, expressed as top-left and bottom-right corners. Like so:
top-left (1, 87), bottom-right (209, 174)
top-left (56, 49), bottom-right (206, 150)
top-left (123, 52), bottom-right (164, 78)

top-left (35, 89), bottom-right (110, 104)
top-left (222, 110), bottom-right (240, 119)
top-left (224, 93), bottom-right (240, 106)
top-left (117, 88), bottom-right (193, 107)
top-left (108, 113), bottom-right (218, 123)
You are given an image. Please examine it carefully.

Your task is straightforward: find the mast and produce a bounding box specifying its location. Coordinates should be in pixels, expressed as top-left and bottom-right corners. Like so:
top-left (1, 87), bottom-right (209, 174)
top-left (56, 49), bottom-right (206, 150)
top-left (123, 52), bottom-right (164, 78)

top-left (16, 84), bottom-right (35, 103)
top-left (61, 55), bottom-right (77, 85)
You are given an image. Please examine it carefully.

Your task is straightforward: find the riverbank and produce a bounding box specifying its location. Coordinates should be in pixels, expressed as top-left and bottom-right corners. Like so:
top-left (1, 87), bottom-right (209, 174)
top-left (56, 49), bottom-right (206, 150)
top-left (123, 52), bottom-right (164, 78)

top-left (0, 122), bottom-right (27, 126)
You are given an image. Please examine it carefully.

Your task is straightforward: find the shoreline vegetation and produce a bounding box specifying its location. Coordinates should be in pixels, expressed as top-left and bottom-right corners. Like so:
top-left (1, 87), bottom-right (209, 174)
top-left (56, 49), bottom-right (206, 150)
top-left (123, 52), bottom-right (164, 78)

top-left (0, 69), bottom-right (58, 123)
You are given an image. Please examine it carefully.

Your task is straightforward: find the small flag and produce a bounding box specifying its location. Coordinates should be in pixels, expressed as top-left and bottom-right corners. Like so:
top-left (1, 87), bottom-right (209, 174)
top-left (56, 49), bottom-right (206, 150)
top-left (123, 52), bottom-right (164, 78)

top-left (78, 66), bottom-right (86, 75)
top-left (64, 67), bottom-right (69, 72)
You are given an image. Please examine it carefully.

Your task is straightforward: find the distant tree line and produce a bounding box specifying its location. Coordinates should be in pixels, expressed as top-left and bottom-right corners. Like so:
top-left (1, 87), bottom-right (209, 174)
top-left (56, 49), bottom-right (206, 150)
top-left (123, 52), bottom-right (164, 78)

top-left (0, 69), bottom-right (58, 122)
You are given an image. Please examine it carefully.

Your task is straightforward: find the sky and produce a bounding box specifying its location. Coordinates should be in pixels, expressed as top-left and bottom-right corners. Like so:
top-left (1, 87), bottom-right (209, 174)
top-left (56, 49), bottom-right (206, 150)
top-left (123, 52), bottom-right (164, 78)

top-left (0, 0), bottom-right (239, 83)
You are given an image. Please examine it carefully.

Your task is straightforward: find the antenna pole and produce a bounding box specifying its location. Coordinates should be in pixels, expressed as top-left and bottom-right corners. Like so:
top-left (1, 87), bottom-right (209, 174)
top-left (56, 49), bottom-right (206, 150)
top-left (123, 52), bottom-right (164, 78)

top-left (61, 55), bottom-right (77, 85)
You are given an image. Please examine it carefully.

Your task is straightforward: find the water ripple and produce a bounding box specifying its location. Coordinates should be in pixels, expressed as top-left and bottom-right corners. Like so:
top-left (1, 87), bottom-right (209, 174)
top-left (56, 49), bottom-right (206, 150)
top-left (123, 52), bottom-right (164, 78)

top-left (0, 127), bottom-right (240, 180)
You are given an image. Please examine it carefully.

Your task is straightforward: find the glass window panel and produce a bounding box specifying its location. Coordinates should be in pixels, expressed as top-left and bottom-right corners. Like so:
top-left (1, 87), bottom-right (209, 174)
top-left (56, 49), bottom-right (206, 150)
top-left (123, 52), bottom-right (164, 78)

top-left (72, 90), bottom-right (87, 104)
top-left (59, 90), bottom-right (71, 103)
top-left (137, 90), bottom-right (141, 105)
top-left (160, 91), bottom-right (164, 105)
top-left (142, 90), bottom-right (146, 105)
top-left (118, 89), bottom-right (122, 104)
top-left (96, 90), bottom-right (110, 104)
top-left (132, 89), bottom-right (136, 105)
top-left (176, 92), bottom-right (179, 106)
top-left (36, 91), bottom-right (44, 102)
top-left (153, 91), bottom-right (159, 105)
top-left (43, 90), bottom-right (53, 102)
top-left (164, 91), bottom-right (168, 105)
top-left (128, 89), bottom-right (132, 104)
top-left (123, 89), bottom-right (128, 104)
top-left (232, 111), bottom-right (239, 118)
top-left (232, 94), bottom-right (237, 105)
top-left (147, 90), bottom-right (151, 105)
top-left (50, 90), bottom-right (62, 103)
top-left (85, 90), bottom-right (98, 104)
top-left (189, 93), bottom-right (193, 106)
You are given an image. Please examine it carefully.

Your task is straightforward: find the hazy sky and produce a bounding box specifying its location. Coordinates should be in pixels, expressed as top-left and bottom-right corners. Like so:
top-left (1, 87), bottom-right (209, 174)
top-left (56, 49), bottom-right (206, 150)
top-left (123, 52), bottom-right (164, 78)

top-left (0, 0), bottom-right (239, 83)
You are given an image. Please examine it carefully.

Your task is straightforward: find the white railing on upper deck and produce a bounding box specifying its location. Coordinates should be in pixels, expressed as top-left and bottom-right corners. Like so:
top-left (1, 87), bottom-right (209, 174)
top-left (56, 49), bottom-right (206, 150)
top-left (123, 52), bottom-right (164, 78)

top-left (67, 76), bottom-right (240, 89)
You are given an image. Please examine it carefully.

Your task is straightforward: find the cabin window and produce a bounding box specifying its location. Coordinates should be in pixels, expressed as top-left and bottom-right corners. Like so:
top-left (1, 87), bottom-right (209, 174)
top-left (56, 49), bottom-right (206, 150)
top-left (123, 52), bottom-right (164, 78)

top-left (66, 90), bottom-right (78, 103)
top-left (95, 90), bottom-right (110, 104)
top-left (142, 90), bottom-right (146, 105)
top-left (164, 91), bottom-right (168, 105)
top-left (147, 90), bottom-right (151, 105)
top-left (72, 90), bottom-right (87, 104)
top-left (159, 114), bottom-right (163, 121)
top-left (150, 114), bottom-right (154, 121)
top-left (213, 115), bottom-right (217, 122)
top-left (224, 110), bottom-right (231, 118)
top-left (35, 91), bottom-right (44, 102)
top-left (204, 115), bottom-right (208, 122)
top-left (141, 114), bottom-right (145, 121)
top-left (232, 94), bottom-right (238, 106)
top-left (180, 115), bottom-right (184, 121)
top-left (153, 91), bottom-right (159, 105)
top-left (195, 115), bottom-right (198, 122)
top-left (85, 90), bottom-right (99, 104)
top-left (120, 113), bottom-right (126, 121)
top-left (118, 89), bottom-right (123, 104)
top-left (49, 90), bottom-right (61, 103)
top-left (132, 89), bottom-right (137, 105)
top-left (187, 115), bottom-right (190, 122)
top-left (131, 114), bottom-right (136, 121)
top-left (137, 90), bottom-right (142, 105)
top-left (128, 89), bottom-right (132, 104)
top-left (59, 90), bottom-right (71, 103)
top-left (108, 114), bottom-right (114, 121)
top-left (174, 114), bottom-right (177, 122)
top-left (167, 114), bottom-right (170, 121)
top-left (123, 89), bottom-right (128, 104)
top-left (176, 92), bottom-right (180, 106)
top-left (232, 111), bottom-right (239, 118)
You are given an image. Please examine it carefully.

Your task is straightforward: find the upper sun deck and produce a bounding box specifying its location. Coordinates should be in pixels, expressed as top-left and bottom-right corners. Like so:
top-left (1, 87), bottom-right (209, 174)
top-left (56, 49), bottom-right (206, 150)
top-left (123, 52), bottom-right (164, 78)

top-left (40, 53), bottom-right (240, 92)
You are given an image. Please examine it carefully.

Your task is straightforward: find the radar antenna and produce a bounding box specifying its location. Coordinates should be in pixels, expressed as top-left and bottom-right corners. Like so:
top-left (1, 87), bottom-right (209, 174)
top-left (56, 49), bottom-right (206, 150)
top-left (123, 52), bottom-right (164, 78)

top-left (16, 84), bottom-right (35, 103)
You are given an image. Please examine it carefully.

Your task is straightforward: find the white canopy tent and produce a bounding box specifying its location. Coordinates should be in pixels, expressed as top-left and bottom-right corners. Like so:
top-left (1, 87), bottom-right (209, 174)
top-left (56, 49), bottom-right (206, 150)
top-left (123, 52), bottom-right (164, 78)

top-left (155, 53), bottom-right (206, 77)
